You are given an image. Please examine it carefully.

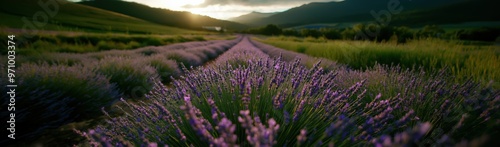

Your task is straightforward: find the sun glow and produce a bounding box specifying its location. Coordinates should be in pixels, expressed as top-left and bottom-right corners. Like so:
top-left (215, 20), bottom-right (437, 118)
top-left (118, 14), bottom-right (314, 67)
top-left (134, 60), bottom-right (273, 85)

top-left (164, 0), bottom-right (205, 8)
top-left (119, 0), bottom-right (334, 20)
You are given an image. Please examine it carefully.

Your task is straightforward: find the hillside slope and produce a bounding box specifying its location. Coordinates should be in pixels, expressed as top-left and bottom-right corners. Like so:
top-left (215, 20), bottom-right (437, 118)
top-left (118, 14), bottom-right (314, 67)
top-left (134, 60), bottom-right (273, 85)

top-left (0, 0), bottom-right (199, 34)
top-left (229, 11), bottom-right (278, 26)
top-left (79, 0), bottom-right (248, 31)
top-left (248, 0), bottom-right (470, 27)
top-left (392, 0), bottom-right (500, 26)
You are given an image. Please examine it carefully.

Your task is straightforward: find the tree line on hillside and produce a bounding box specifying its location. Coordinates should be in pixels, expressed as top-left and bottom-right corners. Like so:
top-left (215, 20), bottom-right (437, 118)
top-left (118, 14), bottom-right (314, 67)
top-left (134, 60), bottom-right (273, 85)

top-left (242, 24), bottom-right (500, 43)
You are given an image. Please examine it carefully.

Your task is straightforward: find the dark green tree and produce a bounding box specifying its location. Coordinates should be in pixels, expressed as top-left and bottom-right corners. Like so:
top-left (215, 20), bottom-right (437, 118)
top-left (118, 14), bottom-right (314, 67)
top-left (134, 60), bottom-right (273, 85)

top-left (282, 29), bottom-right (299, 36)
top-left (300, 29), bottom-right (321, 38)
top-left (419, 25), bottom-right (445, 38)
top-left (320, 28), bottom-right (342, 40)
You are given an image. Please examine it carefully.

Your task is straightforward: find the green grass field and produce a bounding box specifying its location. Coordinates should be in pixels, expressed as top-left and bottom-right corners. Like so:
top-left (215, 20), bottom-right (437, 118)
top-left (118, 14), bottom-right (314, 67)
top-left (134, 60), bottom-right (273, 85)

top-left (0, 0), bottom-right (204, 34)
top-left (423, 21), bottom-right (500, 32)
top-left (259, 36), bottom-right (500, 87)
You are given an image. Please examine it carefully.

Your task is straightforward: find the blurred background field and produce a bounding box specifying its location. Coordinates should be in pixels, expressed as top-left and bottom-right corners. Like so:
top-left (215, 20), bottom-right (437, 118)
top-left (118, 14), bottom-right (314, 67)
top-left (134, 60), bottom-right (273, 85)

top-left (258, 36), bottom-right (500, 88)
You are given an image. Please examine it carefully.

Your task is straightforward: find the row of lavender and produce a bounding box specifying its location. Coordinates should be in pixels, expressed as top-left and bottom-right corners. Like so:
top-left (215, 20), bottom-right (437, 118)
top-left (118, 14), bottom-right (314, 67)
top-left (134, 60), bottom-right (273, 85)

top-left (0, 37), bottom-right (242, 144)
top-left (249, 38), bottom-right (340, 70)
top-left (82, 36), bottom-right (499, 146)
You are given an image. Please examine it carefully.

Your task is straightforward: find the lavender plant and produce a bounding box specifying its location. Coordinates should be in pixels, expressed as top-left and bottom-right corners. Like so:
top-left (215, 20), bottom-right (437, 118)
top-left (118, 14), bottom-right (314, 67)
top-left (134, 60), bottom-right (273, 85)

top-left (142, 55), bottom-right (181, 83)
top-left (162, 39), bottom-right (240, 68)
top-left (164, 50), bottom-right (205, 68)
top-left (183, 39), bottom-right (240, 62)
top-left (82, 36), bottom-right (498, 146)
top-left (87, 50), bottom-right (141, 60)
top-left (249, 37), bottom-right (340, 70)
top-left (1, 37), bottom-right (247, 146)
top-left (159, 40), bottom-right (219, 50)
top-left (136, 47), bottom-right (160, 56)
top-left (334, 64), bottom-right (500, 141)
top-left (0, 63), bottom-right (120, 144)
top-left (135, 39), bottom-right (220, 56)
top-left (16, 52), bottom-right (93, 66)
top-left (212, 36), bottom-right (269, 67)
top-left (89, 56), bottom-right (159, 98)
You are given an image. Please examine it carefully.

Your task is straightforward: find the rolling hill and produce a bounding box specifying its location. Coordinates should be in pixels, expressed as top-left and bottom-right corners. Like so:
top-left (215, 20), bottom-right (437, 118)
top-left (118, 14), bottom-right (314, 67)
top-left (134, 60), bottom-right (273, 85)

top-left (228, 11), bottom-right (278, 26)
top-left (0, 0), bottom-right (200, 34)
top-left (241, 0), bottom-right (490, 27)
top-left (392, 0), bottom-right (500, 27)
top-left (79, 0), bottom-right (248, 31)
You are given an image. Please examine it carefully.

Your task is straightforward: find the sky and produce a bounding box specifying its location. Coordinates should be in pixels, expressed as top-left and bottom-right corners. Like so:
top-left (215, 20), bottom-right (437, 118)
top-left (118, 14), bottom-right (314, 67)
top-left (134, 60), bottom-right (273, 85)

top-left (119, 0), bottom-right (339, 20)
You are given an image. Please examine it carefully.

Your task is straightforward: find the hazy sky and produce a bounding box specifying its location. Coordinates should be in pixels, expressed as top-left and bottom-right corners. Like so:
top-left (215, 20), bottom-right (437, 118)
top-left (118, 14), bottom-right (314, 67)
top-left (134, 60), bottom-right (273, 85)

top-left (121, 0), bottom-right (339, 20)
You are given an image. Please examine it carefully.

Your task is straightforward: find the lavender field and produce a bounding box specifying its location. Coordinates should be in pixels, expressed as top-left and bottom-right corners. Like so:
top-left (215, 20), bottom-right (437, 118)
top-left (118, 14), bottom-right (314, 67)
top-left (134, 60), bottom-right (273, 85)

top-left (49, 36), bottom-right (498, 146)
top-left (2, 0), bottom-right (499, 146)
top-left (0, 34), bottom-right (498, 146)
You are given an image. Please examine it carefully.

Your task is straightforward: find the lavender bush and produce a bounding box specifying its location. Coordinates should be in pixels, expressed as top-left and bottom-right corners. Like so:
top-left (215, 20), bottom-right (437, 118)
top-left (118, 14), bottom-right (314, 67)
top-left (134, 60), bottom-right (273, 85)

top-left (78, 57), bottom-right (409, 146)
top-left (136, 47), bottom-right (160, 56)
top-left (151, 37), bottom-right (240, 53)
top-left (1, 37), bottom-right (246, 145)
top-left (162, 39), bottom-right (240, 68)
top-left (142, 55), bottom-right (181, 83)
top-left (80, 36), bottom-right (499, 146)
top-left (185, 46), bottom-right (218, 61)
top-left (164, 50), bottom-right (205, 68)
top-left (89, 56), bottom-right (159, 98)
top-left (0, 63), bottom-right (120, 144)
top-left (157, 40), bottom-right (217, 50)
top-left (250, 38), bottom-right (340, 70)
top-left (335, 64), bottom-right (500, 141)
top-left (87, 50), bottom-right (141, 60)
top-left (211, 36), bottom-right (269, 67)
top-left (16, 52), bottom-right (93, 66)
top-left (182, 39), bottom-right (240, 63)
top-left (133, 40), bottom-right (220, 56)
top-left (83, 38), bottom-right (242, 99)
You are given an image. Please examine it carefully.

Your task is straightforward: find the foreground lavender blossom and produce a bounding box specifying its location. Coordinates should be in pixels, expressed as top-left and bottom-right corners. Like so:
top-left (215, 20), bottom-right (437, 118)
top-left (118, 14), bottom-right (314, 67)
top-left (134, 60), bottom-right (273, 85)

top-left (82, 36), bottom-right (499, 146)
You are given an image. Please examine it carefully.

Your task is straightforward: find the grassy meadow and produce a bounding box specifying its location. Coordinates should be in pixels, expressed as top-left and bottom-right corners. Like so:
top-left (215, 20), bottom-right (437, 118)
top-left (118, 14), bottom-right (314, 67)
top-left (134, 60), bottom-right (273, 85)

top-left (258, 36), bottom-right (500, 88)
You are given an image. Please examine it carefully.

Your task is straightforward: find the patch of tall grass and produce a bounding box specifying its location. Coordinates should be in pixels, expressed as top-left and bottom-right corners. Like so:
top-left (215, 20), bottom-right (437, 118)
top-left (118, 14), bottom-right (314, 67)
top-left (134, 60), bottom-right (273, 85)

top-left (259, 37), bottom-right (500, 87)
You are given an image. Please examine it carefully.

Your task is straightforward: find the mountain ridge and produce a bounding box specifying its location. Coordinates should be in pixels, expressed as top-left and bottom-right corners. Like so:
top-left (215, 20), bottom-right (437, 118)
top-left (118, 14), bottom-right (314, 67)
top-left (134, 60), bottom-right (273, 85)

top-left (239, 0), bottom-right (479, 27)
top-left (79, 0), bottom-right (248, 31)
top-left (228, 11), bottom-right (278, 26)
